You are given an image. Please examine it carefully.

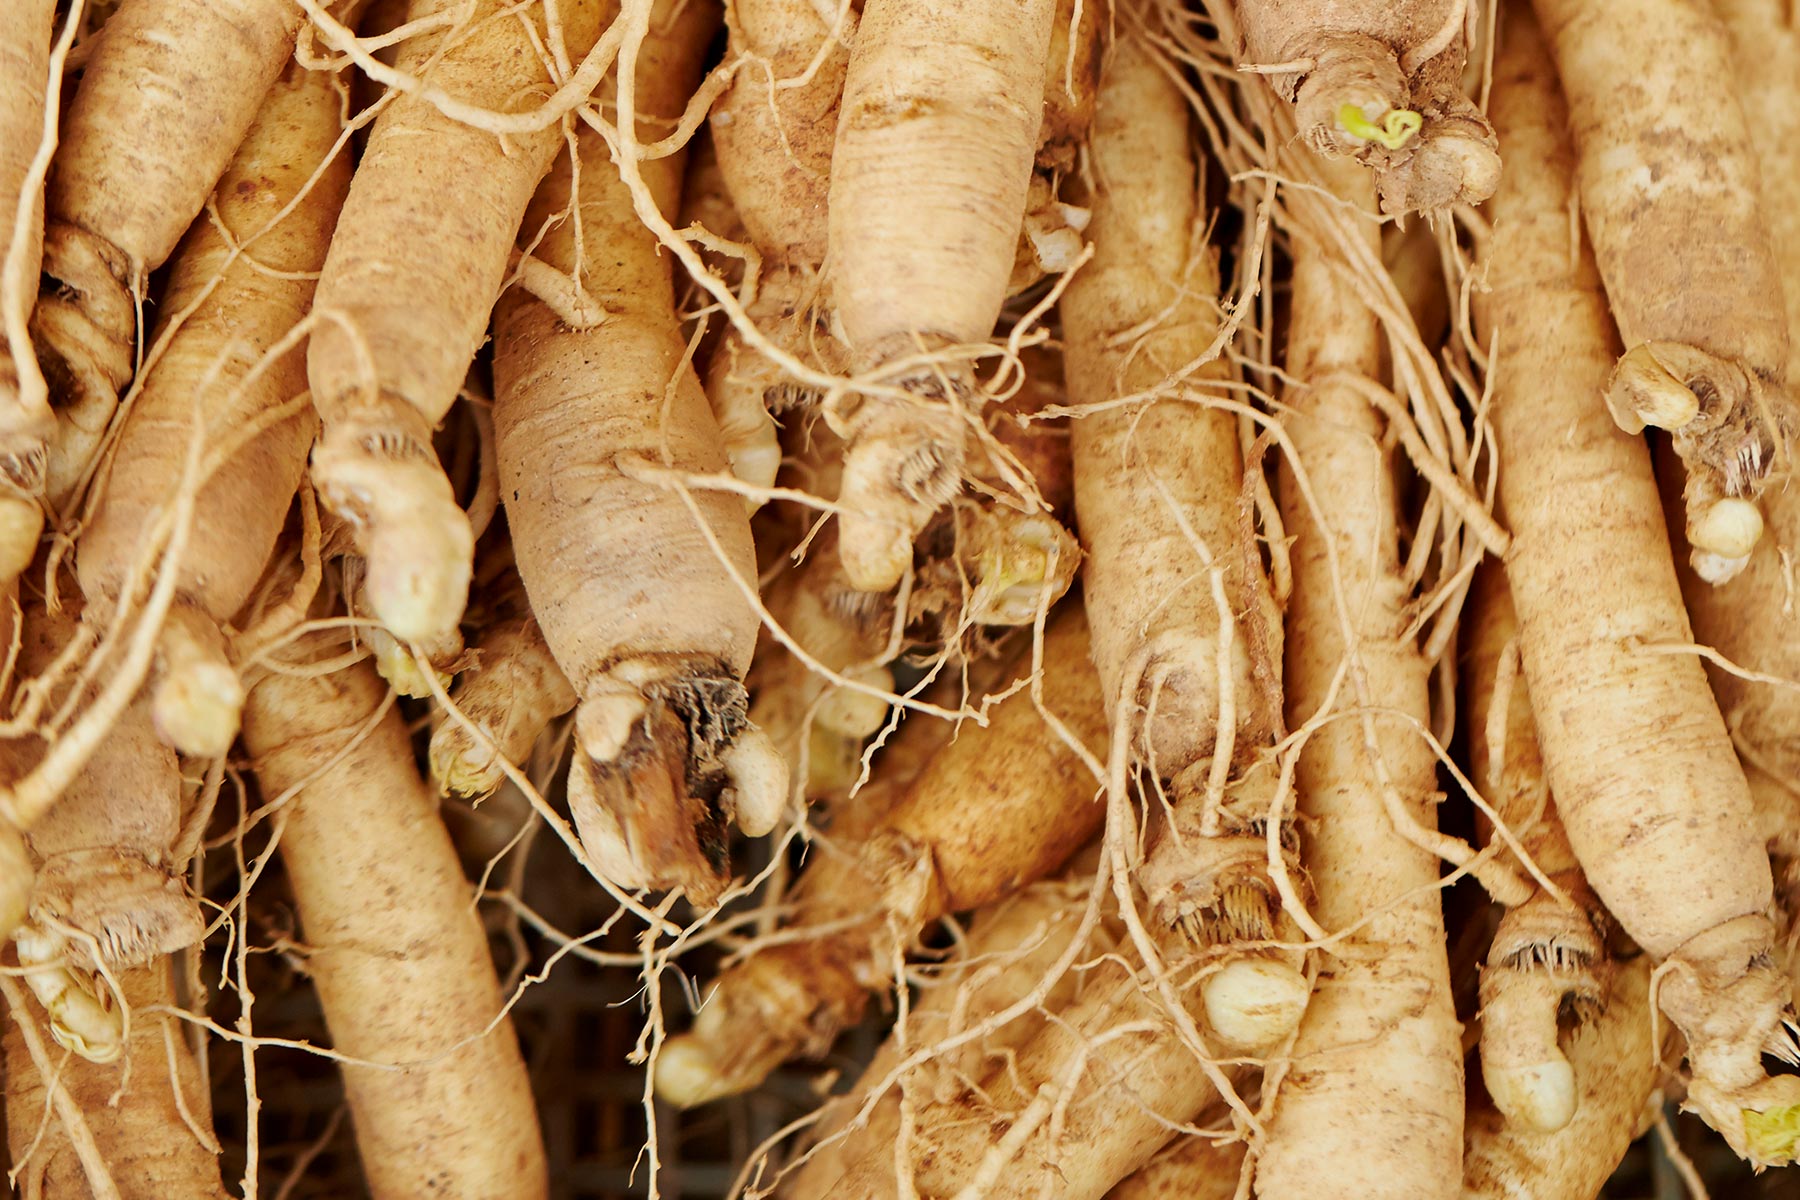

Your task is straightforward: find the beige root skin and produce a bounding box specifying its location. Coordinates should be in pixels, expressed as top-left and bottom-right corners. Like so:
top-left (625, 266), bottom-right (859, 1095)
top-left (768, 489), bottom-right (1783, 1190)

top-left (307, 0), bottom-right (608, 644)
top-left (76, 58), bottom-right (347, 756)
top-left (745, 540), bottom-right (894, 803)
top-left (4, 598), bottom-right (202, 1067)
top-left (700, 269), bottom-right (843, 499)
top-left (784, 875), bottom-right (1097, 1200)
top-left (1479, 10), bottom-right (1798, 1161)
top-left (1465, 568), bottom-right (1611, 1134)
top-left (1102, 1129), bottom-right (1245, 1200)
top-left (494, 0), bottom-right (780, 903)
top-left (704, 0), bottom-right (847, 496)
top-left (1692, 4), bottom-right (1800, 1083)
top-left (1064, 28), bottom-right (1301, 1050)
top-left (1532, 0), bottom-right (1794, 569)
top-left (1464, 955), bottom-right (1662, 1199)
top-left (3, 960), bottom-right (230, 1199)
top-left (1065, 28), bottom-right (1281, 775)
top-left (655, 608), bottom-right (1108, 1105)
top-left (826, 0), bottom-right (1057, 591)
top-left (429, 601), bottom-right (577, 799)
top-left (1229, 0), bottom-right (1499, 213)
top-left (0, 0), bottom-right (55, 582)
top-left (1257, 161), bottom-right (1464, 1200)
top-left (243, 642), bottom-right (547, 1200)
top-left (828, 922), bottom-right (1248, 1200)
top-left (31, 0), bottom-right (304, 519)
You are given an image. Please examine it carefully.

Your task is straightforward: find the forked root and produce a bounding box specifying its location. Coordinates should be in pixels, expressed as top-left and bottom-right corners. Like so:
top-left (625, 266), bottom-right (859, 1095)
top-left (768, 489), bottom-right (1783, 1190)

top-left (1658, 913), bottom-right (1800, 1165)
top-left (830, 383), bottom-right (969, 592)
top-left (567, 659), bottom-right (787, 903)
top-left (1478, 884), bottom-right (1608, 1134)
top-left (311, 411), bottom-right (474, 644)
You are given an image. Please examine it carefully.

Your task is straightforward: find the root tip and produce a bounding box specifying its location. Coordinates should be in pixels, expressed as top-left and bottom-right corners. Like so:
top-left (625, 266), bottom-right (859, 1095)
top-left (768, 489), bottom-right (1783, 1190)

top-left (1485, 1060), bottom-right (1578, 1134)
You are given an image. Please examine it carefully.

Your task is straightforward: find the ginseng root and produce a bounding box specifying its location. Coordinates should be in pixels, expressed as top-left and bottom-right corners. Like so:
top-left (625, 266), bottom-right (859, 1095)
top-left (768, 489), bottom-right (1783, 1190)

top-left (76, 57), bottom-right (348, 759)
top-left (1063, 20), bottom-right (1302, 1052)
top-left (654, 607), bottom-right (1107, 1105)
top-left (824, 0), bottom-right (1057, 590)
top-left (1227, 0), bottom-right (1501, 213)
top-left (1477, 8), bottom-right (1800, 1161)
top-left (492, 0), bottom-right (786, 904)
top-left (1531, 0), bottom-right (1794, 579)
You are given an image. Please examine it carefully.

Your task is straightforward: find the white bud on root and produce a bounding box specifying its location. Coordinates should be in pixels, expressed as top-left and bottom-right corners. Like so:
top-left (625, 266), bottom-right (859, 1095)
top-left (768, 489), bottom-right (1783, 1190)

top-left (1200, 956), bottom-right (1311, 1050)
top-left (1690, 497), bottom-right (1763, 561)
top-left (724, 725), bottom-right (789, 838)
top-left (1485, 1060), bottom-right (1579, 1135)
top-left (577, 693), bottom-right (649, 766)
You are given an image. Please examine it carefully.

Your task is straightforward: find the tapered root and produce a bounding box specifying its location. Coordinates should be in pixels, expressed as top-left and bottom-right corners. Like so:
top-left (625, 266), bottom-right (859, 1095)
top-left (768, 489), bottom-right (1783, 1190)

top-left (702, 332), bottom-right (786, 503)
top-left (567, 661), bottom-right (787, 902)
top-left (655, 945), bottom-right (869, 1107)
top-left (311, 417), bottom-right (473, 644)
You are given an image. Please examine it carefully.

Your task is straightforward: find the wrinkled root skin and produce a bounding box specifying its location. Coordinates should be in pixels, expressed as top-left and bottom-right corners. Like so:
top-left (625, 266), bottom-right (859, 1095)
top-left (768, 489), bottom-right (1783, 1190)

top-left (29, 848), bottom-right (203, 971)
top-left (1283, 32), bottom-right (1500, 214)
top-left (569, 666), bottom-right (752, 906)
top-left (830, 381), bottom-right (970, 593)
top-left (310, 407), bottom-right (474, 645)
top-left (30, 223), bottom-right (135, 507)
top-left (656, 942), bottom-right (871, 1107)
top-left (1658, 913), bottom-right (1800, 1165)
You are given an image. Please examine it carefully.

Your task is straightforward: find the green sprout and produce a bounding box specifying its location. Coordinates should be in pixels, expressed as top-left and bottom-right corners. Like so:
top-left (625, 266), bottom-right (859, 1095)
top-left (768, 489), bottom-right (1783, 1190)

top-left (1336, 103), bottom-right (1423, 150)
top-left (1745, 1104), bottom-right (1800, 1162)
